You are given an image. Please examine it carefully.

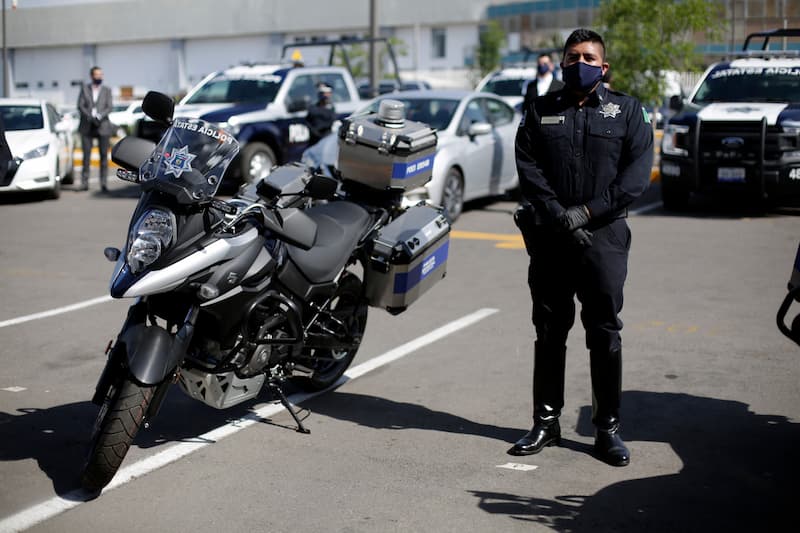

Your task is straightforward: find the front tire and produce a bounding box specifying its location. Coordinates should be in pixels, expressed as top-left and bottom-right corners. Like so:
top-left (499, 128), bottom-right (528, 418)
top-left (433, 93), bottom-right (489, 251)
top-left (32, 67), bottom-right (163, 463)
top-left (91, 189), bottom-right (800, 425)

top-left (240, 142), bottom-right (277, 184)
top-left (81, 378), bottom-right (156, 492)
top-left (441, 167), bottom-right (465, 222)
top-left (296, 273), bottom-right (368, 391)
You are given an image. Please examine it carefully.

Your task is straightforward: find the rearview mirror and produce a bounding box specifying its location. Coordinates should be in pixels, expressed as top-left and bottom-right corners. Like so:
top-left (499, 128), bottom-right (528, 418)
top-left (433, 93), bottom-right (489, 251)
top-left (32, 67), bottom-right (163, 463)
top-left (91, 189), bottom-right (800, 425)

top-left (287, 97), bottom-right (309, 113)
top-left (142, 91), bottom-right (175, 125)
top-left (111, 136), bottom-right (157, 171)
top-left (669, 94), bottom-right (683, 112)
top-left (468, 122), bottom-right (493, 137)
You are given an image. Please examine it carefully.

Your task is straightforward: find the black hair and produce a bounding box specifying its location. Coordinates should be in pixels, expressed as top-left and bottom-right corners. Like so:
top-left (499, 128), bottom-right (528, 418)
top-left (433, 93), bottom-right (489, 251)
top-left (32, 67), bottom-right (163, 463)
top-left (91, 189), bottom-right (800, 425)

top-left (537, 53), bottom-right (552, 61)
top-left (563, 28), bottom-right (606, 60)
top-left (89, 66), bottom-right (102, 76)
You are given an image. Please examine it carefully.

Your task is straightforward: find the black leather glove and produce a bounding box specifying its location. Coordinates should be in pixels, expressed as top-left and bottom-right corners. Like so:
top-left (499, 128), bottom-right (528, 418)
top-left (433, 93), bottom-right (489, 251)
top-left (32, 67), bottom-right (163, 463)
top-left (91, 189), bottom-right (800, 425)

top-left (558, 205), bottom-right (591, 232)
top-left (570, 228), bottom-right (593, 248)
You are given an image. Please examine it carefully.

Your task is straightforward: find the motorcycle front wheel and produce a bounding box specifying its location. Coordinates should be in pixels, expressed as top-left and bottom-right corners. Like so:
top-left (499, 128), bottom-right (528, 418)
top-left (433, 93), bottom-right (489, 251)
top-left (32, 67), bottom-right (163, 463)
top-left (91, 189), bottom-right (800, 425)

top-left (81, 378), bottom-right (156, 492)
top-left (296, 273), bottom-right (368, 391)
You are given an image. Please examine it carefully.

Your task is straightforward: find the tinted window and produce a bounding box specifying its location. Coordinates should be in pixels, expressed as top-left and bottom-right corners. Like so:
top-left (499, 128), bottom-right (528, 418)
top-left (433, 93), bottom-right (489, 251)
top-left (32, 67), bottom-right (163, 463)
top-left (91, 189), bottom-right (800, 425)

top-left (480, 78), bottom-right (529, 97)
top-left (360, 97), bottom-right (459, 131)
top-left (0, 105), bottom-right (44, 131)
top-left (184, 73), bottom-right (283, 104)
top-left (458, 99), bottom-right (489, 134)
top-left (693, 65), bottom-right (800, 104)
top-left (481, 98), bottom-right (514, 126)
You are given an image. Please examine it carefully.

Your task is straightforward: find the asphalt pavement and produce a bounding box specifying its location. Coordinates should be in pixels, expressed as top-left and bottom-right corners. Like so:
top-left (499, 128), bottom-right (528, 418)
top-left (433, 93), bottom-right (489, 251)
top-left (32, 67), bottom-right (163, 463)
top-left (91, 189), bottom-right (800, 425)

top-left (0, 175), bottom-right (798, 532)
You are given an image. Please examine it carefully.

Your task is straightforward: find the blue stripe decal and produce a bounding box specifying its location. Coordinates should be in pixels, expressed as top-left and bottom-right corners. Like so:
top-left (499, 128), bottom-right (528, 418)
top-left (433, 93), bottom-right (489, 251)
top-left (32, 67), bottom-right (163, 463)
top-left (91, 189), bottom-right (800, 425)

top-left (393, 239), bottom-right (449, 294)
top-left (391, 154), bottom-right (435, 179)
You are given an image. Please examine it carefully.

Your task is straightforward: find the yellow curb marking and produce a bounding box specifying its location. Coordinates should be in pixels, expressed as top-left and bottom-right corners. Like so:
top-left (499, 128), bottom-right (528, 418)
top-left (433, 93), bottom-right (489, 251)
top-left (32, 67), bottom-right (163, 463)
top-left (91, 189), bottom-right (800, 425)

top-left (450, 230), bottom-right (525, 249)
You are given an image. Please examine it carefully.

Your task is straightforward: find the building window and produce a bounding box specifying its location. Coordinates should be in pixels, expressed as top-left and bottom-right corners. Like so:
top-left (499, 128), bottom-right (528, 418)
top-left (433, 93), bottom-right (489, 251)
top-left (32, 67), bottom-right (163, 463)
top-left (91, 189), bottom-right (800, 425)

top-left (432, 27), bottom-right (446, 59)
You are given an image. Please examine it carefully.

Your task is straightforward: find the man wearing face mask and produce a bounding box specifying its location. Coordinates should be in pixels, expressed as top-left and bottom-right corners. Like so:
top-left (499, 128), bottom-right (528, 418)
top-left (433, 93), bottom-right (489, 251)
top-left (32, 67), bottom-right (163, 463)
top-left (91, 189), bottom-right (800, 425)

top-left (77, 66), bottom-right (113, 192)
top-left (509, 29), bottom-right (653, 466)
top-left (522, 53), bottom-right (564, 111)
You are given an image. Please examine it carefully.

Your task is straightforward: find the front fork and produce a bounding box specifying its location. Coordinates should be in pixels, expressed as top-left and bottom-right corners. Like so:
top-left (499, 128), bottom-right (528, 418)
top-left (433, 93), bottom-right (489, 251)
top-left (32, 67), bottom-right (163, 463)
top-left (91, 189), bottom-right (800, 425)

top-left (91, 300), bottom-right (199, 421)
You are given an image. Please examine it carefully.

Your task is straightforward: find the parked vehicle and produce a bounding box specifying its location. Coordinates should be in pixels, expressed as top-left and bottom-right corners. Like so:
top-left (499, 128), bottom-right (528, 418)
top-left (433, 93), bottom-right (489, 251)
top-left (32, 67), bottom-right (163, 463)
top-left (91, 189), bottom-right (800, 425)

top-left (305, 90), bottom-right (520, 221)
top-left (81, 92), bottom-right (450, 492)
top-left (660, 29), bottom-right (800, 210)
top-left (475, 66), bottom-right (539, 108)
top-left (0, 98), bottom-right (75, 198)
top-left (109, 99), bottom-right (144, 136)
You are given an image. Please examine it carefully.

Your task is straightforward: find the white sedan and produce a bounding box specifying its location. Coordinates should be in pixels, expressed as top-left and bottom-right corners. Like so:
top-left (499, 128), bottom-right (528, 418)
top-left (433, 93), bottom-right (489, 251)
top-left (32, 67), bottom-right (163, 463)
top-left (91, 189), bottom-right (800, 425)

top-left (109, 99), bottom-right (144, 136)
top-left (0, 98), bottom-right (75, 199)
top-left (306, 90), bottom-right (520, 221)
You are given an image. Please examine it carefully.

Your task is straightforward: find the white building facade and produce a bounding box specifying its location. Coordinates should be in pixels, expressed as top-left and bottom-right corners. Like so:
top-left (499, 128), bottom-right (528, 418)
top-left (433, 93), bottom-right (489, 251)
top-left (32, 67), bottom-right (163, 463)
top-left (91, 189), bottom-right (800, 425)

top-left (1, 0), bottom-right (496, 105)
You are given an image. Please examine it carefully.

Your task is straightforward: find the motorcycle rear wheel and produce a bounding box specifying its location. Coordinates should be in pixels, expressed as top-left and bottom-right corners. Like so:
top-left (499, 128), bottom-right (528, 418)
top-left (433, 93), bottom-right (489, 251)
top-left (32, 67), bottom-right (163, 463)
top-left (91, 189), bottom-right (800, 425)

top-left (296, 273), bottom-right (368, 391)
top-left (81, 378), bottom-right (156, 492)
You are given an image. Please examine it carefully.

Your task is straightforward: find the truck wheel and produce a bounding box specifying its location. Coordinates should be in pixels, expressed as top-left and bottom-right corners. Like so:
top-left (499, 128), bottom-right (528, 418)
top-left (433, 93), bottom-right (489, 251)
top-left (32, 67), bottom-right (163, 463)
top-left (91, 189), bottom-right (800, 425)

top-left (662, 181), bottom-right (690, 211)
top-left (241, 142), bottom-right (277, 184)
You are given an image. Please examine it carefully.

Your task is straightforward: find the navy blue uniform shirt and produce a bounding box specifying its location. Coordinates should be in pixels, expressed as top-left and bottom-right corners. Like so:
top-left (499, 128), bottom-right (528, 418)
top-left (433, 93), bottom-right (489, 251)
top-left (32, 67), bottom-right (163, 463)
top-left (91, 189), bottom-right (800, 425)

top-left (515, 84), bottom-right (654, 223)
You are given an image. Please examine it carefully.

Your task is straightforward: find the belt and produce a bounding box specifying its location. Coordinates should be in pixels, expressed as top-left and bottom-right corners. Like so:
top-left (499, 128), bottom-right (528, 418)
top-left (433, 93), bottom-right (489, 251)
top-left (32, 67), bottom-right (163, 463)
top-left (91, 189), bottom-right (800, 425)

top-left (516, 203), bottom-right (627, 228)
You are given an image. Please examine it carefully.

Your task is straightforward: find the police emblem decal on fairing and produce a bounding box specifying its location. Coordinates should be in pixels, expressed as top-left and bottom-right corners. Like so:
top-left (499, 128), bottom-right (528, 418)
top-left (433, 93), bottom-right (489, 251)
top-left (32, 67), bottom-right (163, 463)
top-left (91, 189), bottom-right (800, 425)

top-left (599, 102), bottom-right (621, 119)
top-left (162, 145), bottom-right (196, 178)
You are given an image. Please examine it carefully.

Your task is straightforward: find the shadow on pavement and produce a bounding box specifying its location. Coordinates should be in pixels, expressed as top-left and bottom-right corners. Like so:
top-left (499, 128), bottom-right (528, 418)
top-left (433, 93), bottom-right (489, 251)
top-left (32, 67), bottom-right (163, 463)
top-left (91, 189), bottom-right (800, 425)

top-left (469, 390), bottom-right (800, 531)
top-left (305, 391), bottom-right (522, 444)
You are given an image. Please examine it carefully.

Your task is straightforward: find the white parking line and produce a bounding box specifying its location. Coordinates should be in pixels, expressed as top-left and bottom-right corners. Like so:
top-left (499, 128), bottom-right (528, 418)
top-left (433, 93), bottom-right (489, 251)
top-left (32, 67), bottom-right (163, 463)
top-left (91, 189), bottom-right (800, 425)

top-left (0, 307), bottom-right (499, 532)
top-left (630, 200), bottom-right (663, 215)
top-left (0, 296), bottom-right (113, 329)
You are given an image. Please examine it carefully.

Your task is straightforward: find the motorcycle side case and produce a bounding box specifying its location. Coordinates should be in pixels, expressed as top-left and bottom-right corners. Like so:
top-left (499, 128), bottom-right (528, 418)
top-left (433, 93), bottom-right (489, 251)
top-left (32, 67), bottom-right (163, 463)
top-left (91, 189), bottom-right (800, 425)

top-left (338, 114), bottom-right (437, 192)
top-left (365, 205), bottom-right (449, 313)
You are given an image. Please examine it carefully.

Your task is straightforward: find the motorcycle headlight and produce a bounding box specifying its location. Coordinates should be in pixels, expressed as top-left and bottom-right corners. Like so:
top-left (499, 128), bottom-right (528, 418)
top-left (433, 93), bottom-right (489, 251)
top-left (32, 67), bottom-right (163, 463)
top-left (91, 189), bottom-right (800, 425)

top-left (22, 143), bottom-right (50, 159)
top-left (126, 208), bottom-right (176, 274)
top-left (662, 124), bottom-right (690, 157)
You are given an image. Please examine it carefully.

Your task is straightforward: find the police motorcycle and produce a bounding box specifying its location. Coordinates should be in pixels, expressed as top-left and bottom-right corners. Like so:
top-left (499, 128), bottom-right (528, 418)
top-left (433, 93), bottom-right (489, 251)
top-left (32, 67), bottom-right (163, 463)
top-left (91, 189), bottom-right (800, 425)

top-left (82, 91), bottom-right (449, 491)
top-left (777, 241), bottom-right (800, 347)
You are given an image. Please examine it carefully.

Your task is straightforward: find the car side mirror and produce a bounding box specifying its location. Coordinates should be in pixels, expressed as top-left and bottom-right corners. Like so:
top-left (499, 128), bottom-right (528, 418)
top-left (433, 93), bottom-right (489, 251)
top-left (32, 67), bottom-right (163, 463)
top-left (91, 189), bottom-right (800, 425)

top-left (468, 122), bottom-right (493, 137)
top-left (669, 95), bottom-right (683, 112)
top-left (142, 91), bottom-right (175, 125)
top-left (287, 98), bottom-right (309, 113)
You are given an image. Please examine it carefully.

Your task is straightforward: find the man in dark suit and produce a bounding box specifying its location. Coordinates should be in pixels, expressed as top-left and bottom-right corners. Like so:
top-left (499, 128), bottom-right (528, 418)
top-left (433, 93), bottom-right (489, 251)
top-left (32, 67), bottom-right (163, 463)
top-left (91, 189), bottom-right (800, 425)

top-left (522, 53), bottom-right (565, 111)
top-left (77, 66), bottom-right (113, 192)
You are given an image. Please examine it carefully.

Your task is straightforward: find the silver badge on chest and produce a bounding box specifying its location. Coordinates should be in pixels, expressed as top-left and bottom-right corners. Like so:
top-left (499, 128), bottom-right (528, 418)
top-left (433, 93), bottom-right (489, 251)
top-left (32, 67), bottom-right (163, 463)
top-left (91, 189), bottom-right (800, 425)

top-left (599, 102), bottom-right (621, 119)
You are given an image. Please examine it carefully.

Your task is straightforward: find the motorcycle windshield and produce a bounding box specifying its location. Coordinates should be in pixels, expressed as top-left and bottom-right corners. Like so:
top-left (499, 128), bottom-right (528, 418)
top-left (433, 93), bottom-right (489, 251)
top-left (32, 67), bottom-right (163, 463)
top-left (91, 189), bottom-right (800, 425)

top-left (139, 118), bottom-right (240, 202)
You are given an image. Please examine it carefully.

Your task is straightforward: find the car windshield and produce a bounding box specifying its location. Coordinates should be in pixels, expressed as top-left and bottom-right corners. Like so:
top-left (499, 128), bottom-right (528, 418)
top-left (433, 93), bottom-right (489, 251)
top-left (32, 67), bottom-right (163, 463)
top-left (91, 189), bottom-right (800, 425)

top-left (481, 78), bottom-right (527, 97)
top-left (139, 118), bottom-right (240, 203)
top-left (184, 74), bottom-right (283, 105)
top-left (693, 65), bottom-right (800, 104)
top-left (0, 105), bottom-right (44, 131)
top-left (361, 97), bottom-right (459, 131)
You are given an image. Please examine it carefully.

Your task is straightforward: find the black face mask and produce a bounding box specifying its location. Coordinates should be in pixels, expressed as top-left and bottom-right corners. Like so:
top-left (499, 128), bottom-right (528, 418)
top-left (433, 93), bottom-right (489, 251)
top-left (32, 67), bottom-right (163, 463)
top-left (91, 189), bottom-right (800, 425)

top-left (92, 78), bottom-right (103, 86)
top-left (562, 61), bottom-right (603, 93)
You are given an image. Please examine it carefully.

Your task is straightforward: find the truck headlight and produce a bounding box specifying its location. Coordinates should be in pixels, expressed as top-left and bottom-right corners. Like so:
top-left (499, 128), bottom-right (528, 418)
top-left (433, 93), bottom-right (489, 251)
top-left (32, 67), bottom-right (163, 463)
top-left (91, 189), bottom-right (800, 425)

top-left (126, 208), bottom-right (176, 273)
top-left (662, 124), bottom-right (690, 157)
top-left (22, 143), bottom-right (50, 159)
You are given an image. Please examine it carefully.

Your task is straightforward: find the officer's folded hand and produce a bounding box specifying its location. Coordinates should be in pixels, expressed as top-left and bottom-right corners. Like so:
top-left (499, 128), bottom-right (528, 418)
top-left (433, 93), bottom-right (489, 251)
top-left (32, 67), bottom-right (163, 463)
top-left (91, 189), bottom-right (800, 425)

top-left (558, 205), bottom-right (591, 232)
top-left (570, 228), bottom-right (593, 248)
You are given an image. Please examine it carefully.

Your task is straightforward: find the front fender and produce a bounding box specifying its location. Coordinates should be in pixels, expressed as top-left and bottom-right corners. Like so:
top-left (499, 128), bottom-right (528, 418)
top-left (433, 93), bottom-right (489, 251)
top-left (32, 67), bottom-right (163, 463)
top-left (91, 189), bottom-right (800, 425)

top-left (120, 323), bottom-right (182, 386)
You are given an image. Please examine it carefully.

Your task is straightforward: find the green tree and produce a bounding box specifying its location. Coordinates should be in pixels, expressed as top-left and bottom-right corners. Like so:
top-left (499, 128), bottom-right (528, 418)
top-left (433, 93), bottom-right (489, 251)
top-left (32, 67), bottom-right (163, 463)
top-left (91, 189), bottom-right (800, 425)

top-left (597, 0), bottom-right (725, 105)
top-left (476, 21), bottom-right (506, 77)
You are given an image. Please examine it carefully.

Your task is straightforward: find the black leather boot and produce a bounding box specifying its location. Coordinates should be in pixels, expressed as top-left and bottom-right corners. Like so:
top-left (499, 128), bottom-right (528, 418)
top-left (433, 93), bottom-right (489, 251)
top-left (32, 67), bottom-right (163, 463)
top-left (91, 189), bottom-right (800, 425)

top-left (590, 348), bottom-right (629, 466)
top-left (508, 341), bottom-right (566, 456)
top-left (508, 419), bottom-right (561, 455)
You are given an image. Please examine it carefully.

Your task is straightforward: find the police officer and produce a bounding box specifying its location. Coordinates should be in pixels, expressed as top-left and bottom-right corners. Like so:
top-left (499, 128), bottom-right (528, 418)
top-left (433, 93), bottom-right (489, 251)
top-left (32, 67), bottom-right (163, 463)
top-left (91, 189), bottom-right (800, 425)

top-left (306, 84), bottom-right (335, 146)
top-left (509, 28), bottom-right (653, 466)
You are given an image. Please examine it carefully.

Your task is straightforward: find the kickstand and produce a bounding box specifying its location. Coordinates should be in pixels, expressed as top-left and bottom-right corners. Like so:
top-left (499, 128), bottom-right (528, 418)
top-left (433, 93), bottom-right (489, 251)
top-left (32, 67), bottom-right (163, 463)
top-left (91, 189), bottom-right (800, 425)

top-left (268, 382), bottom-right (311, 434)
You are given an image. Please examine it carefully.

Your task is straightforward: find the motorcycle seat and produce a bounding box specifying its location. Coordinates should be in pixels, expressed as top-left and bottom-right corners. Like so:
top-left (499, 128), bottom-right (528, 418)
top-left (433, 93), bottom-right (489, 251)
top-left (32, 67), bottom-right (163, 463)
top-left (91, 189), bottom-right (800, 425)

top-left (287, 201), bottom-right (371, 283)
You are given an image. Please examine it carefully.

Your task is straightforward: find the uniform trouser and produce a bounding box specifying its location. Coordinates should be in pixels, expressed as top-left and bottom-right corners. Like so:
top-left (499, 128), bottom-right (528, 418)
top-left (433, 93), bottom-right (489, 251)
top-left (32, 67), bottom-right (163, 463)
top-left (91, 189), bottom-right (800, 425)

top-left (520, 218), bottom-right (630, 430)
top-left (81, 133), bottom-right (110, 186)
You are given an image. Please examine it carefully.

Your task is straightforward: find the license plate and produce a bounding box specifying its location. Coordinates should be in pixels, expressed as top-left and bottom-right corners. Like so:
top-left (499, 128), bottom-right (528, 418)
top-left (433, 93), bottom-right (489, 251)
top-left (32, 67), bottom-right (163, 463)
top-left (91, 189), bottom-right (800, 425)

top-left (717, 167), bottom-right (746, 183)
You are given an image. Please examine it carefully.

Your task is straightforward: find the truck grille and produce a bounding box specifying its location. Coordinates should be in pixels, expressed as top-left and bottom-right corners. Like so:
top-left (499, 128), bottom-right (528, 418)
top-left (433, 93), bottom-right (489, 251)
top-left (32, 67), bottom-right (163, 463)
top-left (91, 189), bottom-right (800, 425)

top-left (697, 121), bottom-right (783, 165)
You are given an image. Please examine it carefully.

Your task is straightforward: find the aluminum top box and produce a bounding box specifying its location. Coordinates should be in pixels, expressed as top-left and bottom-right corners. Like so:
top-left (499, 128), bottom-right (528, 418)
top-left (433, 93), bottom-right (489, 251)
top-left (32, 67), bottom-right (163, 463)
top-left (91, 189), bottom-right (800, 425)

top-left (338, 99), bottom-right (437, 192)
